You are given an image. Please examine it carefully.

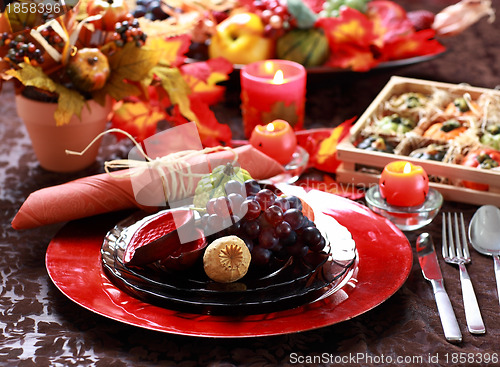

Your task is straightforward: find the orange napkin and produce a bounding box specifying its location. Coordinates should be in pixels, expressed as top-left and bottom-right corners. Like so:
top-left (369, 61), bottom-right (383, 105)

top-left (12, 145), bottom-right (284, 229)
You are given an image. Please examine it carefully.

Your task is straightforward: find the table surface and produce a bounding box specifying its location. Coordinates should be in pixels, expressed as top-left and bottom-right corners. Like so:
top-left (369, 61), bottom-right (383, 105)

top-left (2, 1), bottom-right (500, 366)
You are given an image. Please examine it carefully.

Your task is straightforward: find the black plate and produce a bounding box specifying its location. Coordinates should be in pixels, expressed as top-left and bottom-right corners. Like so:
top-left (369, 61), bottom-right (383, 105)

top-left (101, 208), bottom-right (356, 315)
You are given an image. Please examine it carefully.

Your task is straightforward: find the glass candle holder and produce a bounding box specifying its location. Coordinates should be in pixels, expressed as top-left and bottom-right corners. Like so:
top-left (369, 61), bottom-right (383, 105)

top-left (240, 59), bottom-right (306, 138)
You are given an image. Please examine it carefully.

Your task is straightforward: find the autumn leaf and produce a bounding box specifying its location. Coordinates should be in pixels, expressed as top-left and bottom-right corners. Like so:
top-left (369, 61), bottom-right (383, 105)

top-left (315, 118), bottom-right (355, 172)
top-left (317, 7), bottom-right (377, 51)
top-left (180, 57), bottom-right (233, 105)
top-left (146, 34), bottom-right (191, 67)
top-left (94, 73), bottom-right (142, 103)
top-left (5, 0), bottom-right (59, 33)
top-left (108, 43), bottom-right (161, 82)
top-left (165, 94), bottom-right (232, 147)
top-left (317, 7), bottom-right (380, 71)
top-left (148, 61), bottom-right (233, 146)
top-left (6, 63), bottom-right (87, 125)
top-left (111, 100), bottom-right (166, 142)
top-left (95, 43), bottom-right (161, 101)
top-left (380, 29), bottom-right (446, 61)
top-left (324, 43), bottom-right (378, 71)
top-left (149, 62), bottom-right (197, 122)
top-left (6, 63), bottom-right (57, 92)
top-left (53, 85), bottom-right (86, 126)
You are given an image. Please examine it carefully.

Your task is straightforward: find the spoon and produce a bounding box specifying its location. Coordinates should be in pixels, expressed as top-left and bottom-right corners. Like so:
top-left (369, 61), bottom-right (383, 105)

top-left (468, 205), bottom-right (500, 306)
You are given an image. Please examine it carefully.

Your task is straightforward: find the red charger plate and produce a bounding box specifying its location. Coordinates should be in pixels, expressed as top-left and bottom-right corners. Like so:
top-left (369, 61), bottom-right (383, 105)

top-left (46, 192), bottom-right (412, 338)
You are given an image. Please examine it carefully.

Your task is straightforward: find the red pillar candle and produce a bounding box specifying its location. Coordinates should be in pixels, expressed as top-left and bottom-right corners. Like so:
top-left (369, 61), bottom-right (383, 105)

top-left (241, 59), bottom-right (306, 138)
top-left (249, 119), bottom-right (297, 165)
top-left (379, 161), bottom-right (430, 207)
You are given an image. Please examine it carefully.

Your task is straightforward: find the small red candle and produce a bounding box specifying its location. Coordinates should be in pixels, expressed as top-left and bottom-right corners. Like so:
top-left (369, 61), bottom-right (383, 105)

top-left (379, 161), bottom-right (429, 207)
top-left (249, 119), bottom-right (297, 165)
top-left (241, 59), bottom-right (306, 138)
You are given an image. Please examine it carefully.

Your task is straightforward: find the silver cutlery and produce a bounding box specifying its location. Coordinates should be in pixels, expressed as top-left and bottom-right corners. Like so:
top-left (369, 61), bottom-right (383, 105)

top-left (442, 212), bottom-right (485, 334)
top-left (416, 233), bottom-right (462, 343)
top-left (469, 205), bottom-right (500, 306)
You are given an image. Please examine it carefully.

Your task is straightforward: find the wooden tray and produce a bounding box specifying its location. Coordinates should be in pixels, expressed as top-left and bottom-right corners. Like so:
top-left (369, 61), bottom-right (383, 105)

top-left (336, 76), bottom-right (500, 206)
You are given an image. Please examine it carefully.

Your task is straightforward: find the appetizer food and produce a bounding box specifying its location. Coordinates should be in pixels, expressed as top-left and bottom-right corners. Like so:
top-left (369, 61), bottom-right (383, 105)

top-left (352, 84), bottom-right (500, 189)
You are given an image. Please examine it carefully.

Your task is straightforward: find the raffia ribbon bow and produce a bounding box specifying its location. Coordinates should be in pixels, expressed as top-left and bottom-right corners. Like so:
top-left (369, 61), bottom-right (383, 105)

top-left (66, 128), bottom-right (238, 204)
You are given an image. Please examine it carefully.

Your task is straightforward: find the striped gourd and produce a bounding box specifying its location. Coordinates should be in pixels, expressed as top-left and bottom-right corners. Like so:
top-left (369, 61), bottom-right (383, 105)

top-left (276, 28), bottom-right (329, 67)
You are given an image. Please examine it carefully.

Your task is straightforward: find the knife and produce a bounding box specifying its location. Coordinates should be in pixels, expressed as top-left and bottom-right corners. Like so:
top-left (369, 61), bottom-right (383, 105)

top-left (416, 233), bottom-right (462, 343)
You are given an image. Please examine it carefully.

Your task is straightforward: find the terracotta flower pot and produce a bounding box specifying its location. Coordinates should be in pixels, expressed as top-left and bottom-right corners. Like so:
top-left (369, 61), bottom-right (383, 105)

top-left (16, 95), bottom-right (112, 173)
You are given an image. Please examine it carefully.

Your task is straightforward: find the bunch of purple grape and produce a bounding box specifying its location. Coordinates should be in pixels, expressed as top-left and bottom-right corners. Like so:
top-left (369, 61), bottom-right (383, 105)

top-left (199, 179), bottom-right (326, 267)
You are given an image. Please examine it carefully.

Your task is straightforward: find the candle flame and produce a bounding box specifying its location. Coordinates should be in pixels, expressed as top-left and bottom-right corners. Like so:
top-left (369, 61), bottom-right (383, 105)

top-left (271, 70), bottom-right (284, 84)
top-left (266, 123), bottom-right (275, 132)
top-left (403, 162), bottom-right (412, 174)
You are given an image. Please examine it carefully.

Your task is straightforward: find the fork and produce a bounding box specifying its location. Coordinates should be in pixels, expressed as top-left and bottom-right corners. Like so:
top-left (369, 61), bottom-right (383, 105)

top-left (442, 212), bottom-right (486, 334)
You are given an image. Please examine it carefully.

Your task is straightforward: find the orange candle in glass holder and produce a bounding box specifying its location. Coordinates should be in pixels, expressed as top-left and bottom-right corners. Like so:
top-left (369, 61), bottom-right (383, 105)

top-left (240, 59), bottom-right (306, 138)
top-left (249, 119), bottom-right (297, 165)
top-left (379, 161), bottom-right (429, 207)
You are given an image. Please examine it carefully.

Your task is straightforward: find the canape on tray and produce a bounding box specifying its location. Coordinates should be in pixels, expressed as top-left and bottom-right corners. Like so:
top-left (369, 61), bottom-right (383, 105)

top-left (337, 76), bottom-right (500, 206)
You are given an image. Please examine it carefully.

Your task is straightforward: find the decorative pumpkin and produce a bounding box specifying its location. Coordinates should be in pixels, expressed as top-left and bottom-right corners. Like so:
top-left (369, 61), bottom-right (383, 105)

top-left (461, 148), bottom-right (500, 191)
top-left (276, 28), bottom-right (329, 68)
top-left (67, 48), bottom-right (110, 92)
top-left (423, 119), bottom-right (467, 141)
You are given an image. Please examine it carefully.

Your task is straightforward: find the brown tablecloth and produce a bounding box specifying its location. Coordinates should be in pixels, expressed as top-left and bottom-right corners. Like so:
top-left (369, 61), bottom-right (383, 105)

top-left (2, 1), bottom-right (500, 365)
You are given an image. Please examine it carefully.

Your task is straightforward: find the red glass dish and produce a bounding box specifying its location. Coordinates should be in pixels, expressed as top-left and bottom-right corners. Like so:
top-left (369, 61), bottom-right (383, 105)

top-left (46, 191), bottom-right (412, 338)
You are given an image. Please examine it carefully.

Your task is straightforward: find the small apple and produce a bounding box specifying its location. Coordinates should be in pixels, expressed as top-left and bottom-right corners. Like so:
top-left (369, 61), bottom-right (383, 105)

top-left (208, 12), bottom-right (274, 65)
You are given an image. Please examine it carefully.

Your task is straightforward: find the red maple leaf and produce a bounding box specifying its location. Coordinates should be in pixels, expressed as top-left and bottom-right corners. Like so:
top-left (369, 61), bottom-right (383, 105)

top-left (180, 57), bottom-right (233, 105)
top-left (110, 99), bottom-right (167, 142)
top-left (317, 7), bottom-right (380, 71)
top-left (317, 7), bottom-right (378, 50)
top-left (380, 29), bottom-right (446, 61)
